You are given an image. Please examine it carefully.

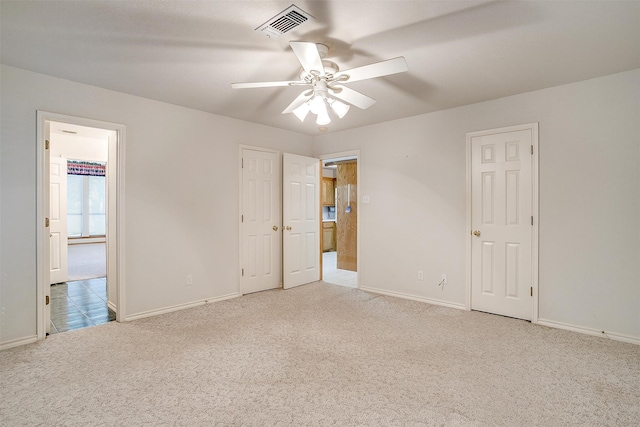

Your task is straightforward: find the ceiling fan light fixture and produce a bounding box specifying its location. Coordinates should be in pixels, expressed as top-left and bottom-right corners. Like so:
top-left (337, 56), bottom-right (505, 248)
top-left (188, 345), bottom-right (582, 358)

top-left (316, 109), bottom-right (331, 126)
top-left (232, 41), bottom-right (408, 127)
top-left (292, 102), bottom-right (310, 122)
top-left (328, 98), bottom-right (350, 118)
top-left (309, 94), bottom-right (326, 115)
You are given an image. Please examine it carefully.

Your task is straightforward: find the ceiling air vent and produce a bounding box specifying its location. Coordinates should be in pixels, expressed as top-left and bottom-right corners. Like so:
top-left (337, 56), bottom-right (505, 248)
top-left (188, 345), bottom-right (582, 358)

top-left (256, 4), bottom-right (314, 39)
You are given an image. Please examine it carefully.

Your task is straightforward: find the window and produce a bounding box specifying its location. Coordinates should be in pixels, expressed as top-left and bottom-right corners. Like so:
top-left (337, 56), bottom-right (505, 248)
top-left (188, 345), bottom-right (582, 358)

top-left (67, 161), bottom-right (106, 237)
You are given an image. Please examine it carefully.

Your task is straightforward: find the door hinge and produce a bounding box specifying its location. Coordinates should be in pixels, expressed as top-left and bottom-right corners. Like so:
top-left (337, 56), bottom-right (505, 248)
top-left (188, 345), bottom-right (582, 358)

top-left (45, 140), bottom-right (50, 150)
top-left (241, 158), bottom-right (244, 168)
top-left (241, 215), bottom-right (244, 223)
top-left (530, 145), bottom-right (533, 155)
top-left (530, 287), bottom-right (533, 297)
top-left (46, 295), bottom-right (50, 305)
top-left (45, 217), bottom-right (50, 227)
top-left (531, 216), bottom-right (534, 226)
top-left (241, 269), bottom-right (244, 277)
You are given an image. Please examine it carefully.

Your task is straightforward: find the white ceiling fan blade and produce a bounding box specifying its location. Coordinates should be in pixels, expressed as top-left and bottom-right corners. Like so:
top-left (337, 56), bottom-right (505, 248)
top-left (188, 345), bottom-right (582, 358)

top-left (231, 80), bottom-right (305, 89)
top-left (330, 85), bottom-right (377, 110)
top-left (282, 90), bottom-right (313, 114)
top-left (335, 57), bottom-right (408, 83)
top-left (290, 41), bottom-right (325, 77)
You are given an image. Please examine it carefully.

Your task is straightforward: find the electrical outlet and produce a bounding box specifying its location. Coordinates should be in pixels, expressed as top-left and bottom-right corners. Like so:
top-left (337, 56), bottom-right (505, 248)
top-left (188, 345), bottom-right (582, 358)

top-left (186, 274), bottom-right (193, 286)
top-left (418, 271), bottom-right (424, 280)
top-left (441, 274), bottom-right (447, 285)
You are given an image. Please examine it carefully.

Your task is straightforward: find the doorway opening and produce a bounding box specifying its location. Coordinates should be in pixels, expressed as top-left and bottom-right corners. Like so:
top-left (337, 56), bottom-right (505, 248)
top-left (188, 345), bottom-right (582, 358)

top-left (37, 111), bottom-right (125, 339)
top-left (48, 121), bottom-right (114, 333)
top-left (320, 153), bottom-right (359, 288)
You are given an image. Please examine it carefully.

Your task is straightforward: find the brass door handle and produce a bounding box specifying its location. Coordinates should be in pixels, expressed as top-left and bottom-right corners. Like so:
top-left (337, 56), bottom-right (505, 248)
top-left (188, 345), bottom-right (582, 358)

top-left (273, 226), bottom-right (278, 231)
top-left (473, 230), bottom-right (481, 237)
top-left (286, 226), bottom-right (292, 231)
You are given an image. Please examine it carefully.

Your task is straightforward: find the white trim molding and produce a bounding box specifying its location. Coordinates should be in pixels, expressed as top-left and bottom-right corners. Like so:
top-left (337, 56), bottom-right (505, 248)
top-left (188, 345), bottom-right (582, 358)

top-left (107, 301), bottom-right (118, 313)
top-left (0, 335), bottom-right (39, 351)
top-left (360, 286), bottom-right (467, 311)
top-left (538, 318), bottom-right (640, 345)
top-left (68, 237), bottom-right (106, 245)
top-left (125, 293), bottom-right (241, 322)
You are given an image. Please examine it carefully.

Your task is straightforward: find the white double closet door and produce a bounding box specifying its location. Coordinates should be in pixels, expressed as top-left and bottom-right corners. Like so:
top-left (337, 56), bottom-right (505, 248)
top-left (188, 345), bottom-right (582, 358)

top-left (241, 149), bottom-right (320, 294)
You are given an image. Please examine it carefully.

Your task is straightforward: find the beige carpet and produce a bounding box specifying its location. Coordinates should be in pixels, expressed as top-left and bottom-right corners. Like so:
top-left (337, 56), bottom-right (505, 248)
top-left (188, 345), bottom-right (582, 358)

top-left (67, 242), bottom-right (106, 282)
top-left (1, 282), bottom-right (638, 426)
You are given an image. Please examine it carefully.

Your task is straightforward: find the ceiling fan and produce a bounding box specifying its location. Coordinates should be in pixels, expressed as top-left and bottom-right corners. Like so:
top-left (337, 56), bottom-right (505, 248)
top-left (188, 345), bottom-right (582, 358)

top-left (231, 41), bottom-right (408, 126)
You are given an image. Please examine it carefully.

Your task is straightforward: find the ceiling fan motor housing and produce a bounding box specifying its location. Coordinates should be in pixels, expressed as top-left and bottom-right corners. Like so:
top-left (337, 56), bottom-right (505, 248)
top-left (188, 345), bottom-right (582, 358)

top-left (312, 79), bottom-right (329, 99)
top-left (299, 60), bottom-right (339, 82)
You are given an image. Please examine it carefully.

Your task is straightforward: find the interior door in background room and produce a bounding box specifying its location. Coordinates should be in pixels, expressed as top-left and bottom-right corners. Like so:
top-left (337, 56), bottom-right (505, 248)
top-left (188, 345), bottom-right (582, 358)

top-left (50, 156), bottom-right (68, 284)
top-left (336, 162), bottom-right (357, 271)
top-left (283, 153), bottom-right (320, 289)
top-left (470, 125), bottom-right (535, 321)
top-left (241, 148), bottom-right (282, 294)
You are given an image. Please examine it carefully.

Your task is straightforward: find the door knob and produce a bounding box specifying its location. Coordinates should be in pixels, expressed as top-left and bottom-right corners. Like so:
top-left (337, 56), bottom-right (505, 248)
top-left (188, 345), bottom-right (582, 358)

top-left (473, 230), bottom-right (481, 237)
top-left (286, 226), bottom-right (292, 231)
top-left (272, 226), bottom-right (278, 231)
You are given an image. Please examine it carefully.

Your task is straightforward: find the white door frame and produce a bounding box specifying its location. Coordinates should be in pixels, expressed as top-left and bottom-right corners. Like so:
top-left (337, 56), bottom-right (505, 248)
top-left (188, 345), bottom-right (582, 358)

top-left (36, 111), bottom-right (126, 339)
top-left (238, 145), bottom-right (282, 293)
top-left (465, 123), bottom-right (539, 322)
top-left (317, 150), bottom-right (360, 289)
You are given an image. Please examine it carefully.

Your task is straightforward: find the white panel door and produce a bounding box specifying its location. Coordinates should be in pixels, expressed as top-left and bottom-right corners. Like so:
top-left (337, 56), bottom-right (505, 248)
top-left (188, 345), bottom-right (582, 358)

top-left (50, 156), bottom-right (68, 285)
top-left (283, 153), bottom-right (320, 289)
top-left (241, 149), bottom-right (282, 294)
top-left (471, 127), bottom-right (533, 320)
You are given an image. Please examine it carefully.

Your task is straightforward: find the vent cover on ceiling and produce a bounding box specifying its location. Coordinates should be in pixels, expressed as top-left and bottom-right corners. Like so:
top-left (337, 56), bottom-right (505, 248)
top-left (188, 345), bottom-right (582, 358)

top-left (256, 4), bottom-right (314, 39)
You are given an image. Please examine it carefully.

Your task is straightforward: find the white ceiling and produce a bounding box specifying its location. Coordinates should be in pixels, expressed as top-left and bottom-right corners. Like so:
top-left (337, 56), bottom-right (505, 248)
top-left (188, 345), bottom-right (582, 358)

top-left (2, 1), bottom-right (639, 136)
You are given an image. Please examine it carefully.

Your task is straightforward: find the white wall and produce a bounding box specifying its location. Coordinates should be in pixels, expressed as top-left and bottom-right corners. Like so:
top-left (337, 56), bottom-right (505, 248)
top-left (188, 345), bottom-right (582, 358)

top-left (2, 64), bottom-right (637, 347)
top-left (0, 65), bottom-right (313, 346)
top-left (314, 69), bottom-right (640, 341)
top-left (50, 133), bottom-right (108, 162)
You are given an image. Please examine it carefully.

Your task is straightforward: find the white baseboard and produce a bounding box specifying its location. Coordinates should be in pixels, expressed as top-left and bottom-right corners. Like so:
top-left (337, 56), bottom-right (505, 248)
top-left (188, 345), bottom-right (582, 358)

top-left (360, 286), bottom-right (467, 311)
top-left (125, 293), bottom-right (241, 322)
top-left (538, 318), bottom-right (640, 345)
top-left (68, 237), bottom-right (106, 245)
top-left (0, 335), bottom-right (38, 351)
top-left (107, 301), bottom-right (117, 313)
